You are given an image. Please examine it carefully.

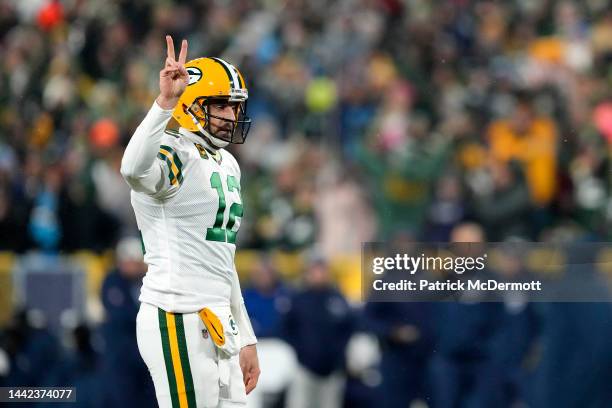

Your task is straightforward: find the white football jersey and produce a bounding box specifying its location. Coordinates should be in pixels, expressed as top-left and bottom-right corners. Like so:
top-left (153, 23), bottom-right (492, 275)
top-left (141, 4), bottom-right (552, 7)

top-left (129, 124), bottom-right (243, 313)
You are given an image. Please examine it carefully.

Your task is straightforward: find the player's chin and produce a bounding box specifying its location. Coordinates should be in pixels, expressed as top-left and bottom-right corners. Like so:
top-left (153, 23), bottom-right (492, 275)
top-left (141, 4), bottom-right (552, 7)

top-left (215, 130), bottom-right (232, 140)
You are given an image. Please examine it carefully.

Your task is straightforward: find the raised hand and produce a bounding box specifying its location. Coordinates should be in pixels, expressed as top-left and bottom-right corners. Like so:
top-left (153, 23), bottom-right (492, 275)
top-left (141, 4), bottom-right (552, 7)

top-left (157, 35), bottom-right (189, 110)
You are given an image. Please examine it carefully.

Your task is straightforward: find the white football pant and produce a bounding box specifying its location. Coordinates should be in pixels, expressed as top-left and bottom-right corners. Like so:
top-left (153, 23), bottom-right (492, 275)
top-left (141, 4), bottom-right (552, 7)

top-left (136, 302), bottom-right (247, 408)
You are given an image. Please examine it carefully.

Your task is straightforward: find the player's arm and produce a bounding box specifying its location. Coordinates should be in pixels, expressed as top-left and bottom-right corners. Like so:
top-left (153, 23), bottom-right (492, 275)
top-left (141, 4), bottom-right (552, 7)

top-left (231, 266), bottom-right (260, 394)
top-left (120, 102), bottom-right (174, 194)
top-left (230, 266), bottom-right (258, 347)
top-left (120, 36), bottom-right (188, 194)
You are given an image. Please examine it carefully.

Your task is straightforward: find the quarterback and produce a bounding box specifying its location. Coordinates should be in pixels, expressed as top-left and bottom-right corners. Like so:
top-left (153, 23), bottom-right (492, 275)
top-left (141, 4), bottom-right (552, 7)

top-left (120, 36), bottom-right (259, 407)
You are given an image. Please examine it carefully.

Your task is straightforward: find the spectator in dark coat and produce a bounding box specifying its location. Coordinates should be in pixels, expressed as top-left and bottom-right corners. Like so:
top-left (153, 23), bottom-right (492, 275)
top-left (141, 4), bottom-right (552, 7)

top-left (281, 252), bottom-right (354, 408)
top-left (99, 237), bottom-right (155, 408)
top-left (362, 301), bottom-right (434, 407)
top-left (430, 223), bottom-right (509, 408)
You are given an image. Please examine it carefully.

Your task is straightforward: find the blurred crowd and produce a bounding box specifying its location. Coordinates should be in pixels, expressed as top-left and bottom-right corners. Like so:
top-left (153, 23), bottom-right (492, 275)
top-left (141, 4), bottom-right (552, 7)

top-left (0, 0), bottom-right (611, 407)
top-left (0, 0), bottom-right (610, 255)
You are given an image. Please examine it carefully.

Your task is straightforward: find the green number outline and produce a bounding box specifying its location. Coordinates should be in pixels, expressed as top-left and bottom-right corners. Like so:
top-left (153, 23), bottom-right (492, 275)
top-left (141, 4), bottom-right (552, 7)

top-left (205, 172), bottom-right (243, 244)
top-left (226, 175), bottom-right (243, 244)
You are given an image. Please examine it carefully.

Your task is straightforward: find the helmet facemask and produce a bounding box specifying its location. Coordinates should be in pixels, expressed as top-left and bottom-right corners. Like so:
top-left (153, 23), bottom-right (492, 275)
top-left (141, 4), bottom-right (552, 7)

top-left (186, 97), bottom-right (251, 145)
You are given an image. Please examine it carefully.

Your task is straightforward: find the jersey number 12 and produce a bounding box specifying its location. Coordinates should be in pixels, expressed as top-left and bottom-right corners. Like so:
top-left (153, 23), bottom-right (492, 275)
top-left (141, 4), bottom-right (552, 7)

top-left (206, 172), bottom-right (243, 244)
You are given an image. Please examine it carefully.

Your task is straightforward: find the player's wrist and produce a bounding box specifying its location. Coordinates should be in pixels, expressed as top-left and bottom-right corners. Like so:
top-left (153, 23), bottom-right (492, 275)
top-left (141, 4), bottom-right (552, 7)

top-left (240, 343), bottom-right (258, 355)
top-left (156, 95), bottom-right (179, 110)
top-left (239, 334), bottom-right (258, 349)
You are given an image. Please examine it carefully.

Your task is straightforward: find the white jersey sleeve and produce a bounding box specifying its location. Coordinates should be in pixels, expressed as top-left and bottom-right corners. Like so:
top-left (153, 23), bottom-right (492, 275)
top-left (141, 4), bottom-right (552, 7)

top-left (224, 151), bottom-right (256, 347)
top-left (230, 267), bottom-right (257, 347)
top-left (120, 101), bottom-right (181, 197)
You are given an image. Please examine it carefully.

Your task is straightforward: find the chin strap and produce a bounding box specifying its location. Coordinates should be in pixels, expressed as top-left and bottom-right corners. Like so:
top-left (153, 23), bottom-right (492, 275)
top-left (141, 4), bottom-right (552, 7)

top-left (185, 105), bottom-right (229, 149)
top-left (205, 134), bottom-right (229, 149)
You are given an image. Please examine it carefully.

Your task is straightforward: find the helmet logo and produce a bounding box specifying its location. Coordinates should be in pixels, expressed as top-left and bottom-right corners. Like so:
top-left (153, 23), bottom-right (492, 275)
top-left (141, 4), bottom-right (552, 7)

top-left (187, 67), bottom-right (202, 85)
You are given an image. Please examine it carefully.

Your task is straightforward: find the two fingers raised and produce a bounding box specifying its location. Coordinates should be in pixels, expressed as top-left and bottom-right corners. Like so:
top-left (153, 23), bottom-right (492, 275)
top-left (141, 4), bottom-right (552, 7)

top-left (166, 35), bottom-right (188, 65)
top-left (162, 35), bottom-right (188, 78)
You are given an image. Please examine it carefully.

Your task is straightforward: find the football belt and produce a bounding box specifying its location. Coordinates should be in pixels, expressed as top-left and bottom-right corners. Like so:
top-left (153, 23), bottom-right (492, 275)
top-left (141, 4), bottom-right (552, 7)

top-left (199, 307), bottom-right (225, 347)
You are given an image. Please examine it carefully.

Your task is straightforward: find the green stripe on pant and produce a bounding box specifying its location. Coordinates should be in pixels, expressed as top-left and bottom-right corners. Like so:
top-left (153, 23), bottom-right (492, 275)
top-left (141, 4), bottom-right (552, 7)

top-left (158, 309), bottom-right (180, 408)
top-left (175, 314), bottom-right (197, 407)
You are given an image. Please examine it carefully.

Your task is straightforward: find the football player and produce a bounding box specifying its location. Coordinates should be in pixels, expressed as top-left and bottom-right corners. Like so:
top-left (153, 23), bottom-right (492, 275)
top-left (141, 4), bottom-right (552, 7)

top-left (120, 35), bottom-right (259, 407)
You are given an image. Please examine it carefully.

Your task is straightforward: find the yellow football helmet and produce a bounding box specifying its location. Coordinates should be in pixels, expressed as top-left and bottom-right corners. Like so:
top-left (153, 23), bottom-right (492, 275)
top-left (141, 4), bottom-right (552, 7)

top-left (172, 57), bottom-right (251, 144)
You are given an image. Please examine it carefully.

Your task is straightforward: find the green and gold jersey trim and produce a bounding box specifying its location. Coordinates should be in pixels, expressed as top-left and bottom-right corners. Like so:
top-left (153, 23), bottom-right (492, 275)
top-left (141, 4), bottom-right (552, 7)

top-left (158, 145), bottom-right (184, 186)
